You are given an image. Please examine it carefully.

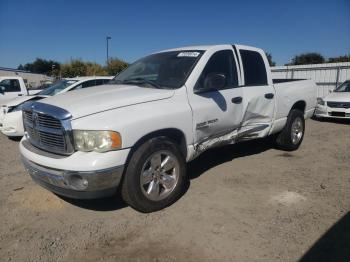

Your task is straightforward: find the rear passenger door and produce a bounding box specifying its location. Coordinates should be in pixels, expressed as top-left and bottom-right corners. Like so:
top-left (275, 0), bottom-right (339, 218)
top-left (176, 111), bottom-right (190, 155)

top-left (236, 47), bottom-right (275, 138)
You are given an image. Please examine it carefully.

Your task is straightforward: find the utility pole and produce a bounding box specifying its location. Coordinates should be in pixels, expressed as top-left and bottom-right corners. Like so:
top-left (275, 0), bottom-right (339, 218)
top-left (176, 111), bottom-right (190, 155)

top-left (106, 36), bottom-right (111, 67)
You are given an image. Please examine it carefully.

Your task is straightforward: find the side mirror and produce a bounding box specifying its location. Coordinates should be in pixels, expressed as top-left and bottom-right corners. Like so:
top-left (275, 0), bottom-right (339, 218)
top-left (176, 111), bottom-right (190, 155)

top-left (203, 73), bottom-right (226, 91)
top-left (0, 86), bottom-right (5, 95)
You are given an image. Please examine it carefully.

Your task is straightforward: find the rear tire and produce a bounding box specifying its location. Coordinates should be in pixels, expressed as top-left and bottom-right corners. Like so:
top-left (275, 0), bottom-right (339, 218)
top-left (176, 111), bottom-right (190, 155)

top-left (275, 109), bottom-right (305, 151)
top-left (121, 137), bottom-right (186, 213)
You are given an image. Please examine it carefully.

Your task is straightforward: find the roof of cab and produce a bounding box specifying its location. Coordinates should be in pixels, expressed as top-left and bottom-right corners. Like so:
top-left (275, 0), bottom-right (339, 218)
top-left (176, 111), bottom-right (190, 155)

top-left (157, 44), bottom-right (261, 53)
top-left (160, 45), bottom-right (228, 52)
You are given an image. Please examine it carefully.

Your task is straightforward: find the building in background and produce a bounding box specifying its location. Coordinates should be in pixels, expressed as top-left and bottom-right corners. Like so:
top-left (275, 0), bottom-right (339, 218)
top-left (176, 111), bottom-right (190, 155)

top-left (0, 67), bottom-right (53, 89)
top-left (272, 62), bottom-right (350, 98)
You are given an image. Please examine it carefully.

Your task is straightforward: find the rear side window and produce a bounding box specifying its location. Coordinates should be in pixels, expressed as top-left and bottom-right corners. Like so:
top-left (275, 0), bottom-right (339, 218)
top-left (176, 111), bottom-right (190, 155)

top-left (95, 79), bottom-right (103, 86)
top-left (240, 50), bottom-right (268, 86)
top-left (0, 79), bottom-right (21, 92)
top-left (82, 80), bottom-right (96, 88)
top-left (95, 79), bottom-right (110, 85)
top-left (70, 79), bottom-right (110, 91)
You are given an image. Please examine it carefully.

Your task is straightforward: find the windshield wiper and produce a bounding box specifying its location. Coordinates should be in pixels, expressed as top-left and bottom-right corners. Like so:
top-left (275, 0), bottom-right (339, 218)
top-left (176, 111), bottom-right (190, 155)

top-left (122, 78), bottom-right (162, 89)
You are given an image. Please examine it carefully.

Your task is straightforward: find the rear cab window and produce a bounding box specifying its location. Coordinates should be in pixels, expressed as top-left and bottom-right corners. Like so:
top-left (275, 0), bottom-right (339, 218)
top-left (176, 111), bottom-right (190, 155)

top-left (239, 50), bottom-right (268, 86)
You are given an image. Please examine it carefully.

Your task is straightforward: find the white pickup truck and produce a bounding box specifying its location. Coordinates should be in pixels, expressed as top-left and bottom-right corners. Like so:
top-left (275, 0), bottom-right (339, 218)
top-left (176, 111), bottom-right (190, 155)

top-left (0, 76), bottom-right (41, 105)
top-left (0, 76), bottom-right (113, 137)
top-left (20, 44), bottom-right (317, 212)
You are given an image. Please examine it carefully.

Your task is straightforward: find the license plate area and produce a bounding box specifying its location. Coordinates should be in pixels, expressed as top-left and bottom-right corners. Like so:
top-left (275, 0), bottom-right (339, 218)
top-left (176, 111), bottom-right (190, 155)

top-left (330, 112), bottom-right (345, 117)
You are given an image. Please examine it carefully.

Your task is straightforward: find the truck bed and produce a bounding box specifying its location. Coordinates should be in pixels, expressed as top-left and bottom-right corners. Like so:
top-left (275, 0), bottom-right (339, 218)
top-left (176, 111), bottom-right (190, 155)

top-left (273, 79), bottom-right (317, 122)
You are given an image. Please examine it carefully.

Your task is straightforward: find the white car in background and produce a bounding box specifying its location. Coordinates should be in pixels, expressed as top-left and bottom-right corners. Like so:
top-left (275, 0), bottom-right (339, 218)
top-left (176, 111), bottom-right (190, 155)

top-left (0, 76), bottom-right (113, 137)
top-left (315, 80), bottom-right (350, 119)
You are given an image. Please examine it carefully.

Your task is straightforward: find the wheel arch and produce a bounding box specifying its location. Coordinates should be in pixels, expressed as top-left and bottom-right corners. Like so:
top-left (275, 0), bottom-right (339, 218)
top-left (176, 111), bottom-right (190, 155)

top-left (291, 100), bottom-right (306, 113)
top-left (130, 128), bottom-right (188, 159)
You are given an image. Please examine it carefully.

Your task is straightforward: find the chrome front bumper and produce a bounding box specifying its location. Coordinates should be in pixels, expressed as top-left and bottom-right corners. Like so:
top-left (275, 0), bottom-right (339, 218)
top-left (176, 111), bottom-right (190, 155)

top-left (22, 156), bottom-right (124, 199)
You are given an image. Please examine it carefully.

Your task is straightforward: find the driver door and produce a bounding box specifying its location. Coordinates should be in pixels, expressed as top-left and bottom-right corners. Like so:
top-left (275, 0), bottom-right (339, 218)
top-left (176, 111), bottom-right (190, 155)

top-left (187, 49), bottom-right (244, 150)
top-left (0, 79), bottom-right (23, 104)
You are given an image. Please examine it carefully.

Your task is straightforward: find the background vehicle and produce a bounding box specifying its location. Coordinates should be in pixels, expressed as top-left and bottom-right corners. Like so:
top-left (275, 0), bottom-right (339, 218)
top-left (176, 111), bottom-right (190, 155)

top-left (20, 44), bottom-right (317, 212)
top-left (0, 76), bottom-right (42, 105)
top-left (0, 76), bottom-right (113, 137)
top-left (315, 80), bottom-right (350, 119)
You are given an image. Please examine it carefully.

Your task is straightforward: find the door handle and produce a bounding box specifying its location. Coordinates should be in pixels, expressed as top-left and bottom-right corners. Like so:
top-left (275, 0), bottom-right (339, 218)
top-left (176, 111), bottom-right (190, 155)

top-left (18, 94), bottom-right (23, 96)
top-left (264, 93), bottom-right (274, 99)
top-left (231, 96), bottom-right (242, 104)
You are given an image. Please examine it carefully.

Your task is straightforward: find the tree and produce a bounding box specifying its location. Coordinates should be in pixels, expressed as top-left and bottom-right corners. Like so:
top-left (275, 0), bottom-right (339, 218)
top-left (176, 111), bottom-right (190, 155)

top-left (21, 58), bottom-right (60, 75)
top-left (328, 55), bottom-right (350, 63)
top-left (265, 52), bottom-right (276, 67)
top-left (61, 59), bottom-right (88, 77)
top-left (18, 57), bottom-right (128, 78)
top-left (61, 60), bottom-right (110, 77)
top-left (290, 53), bottom-right (325, 65)
top-left (107, 58), bottom-right (128, 75)
top-left (86, 62), bottom-right (108, 76)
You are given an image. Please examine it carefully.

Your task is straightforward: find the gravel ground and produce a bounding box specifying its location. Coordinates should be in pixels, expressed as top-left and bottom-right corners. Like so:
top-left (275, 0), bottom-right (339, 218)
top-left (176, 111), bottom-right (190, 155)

top-left (0, 119), bottom-right (349, 262)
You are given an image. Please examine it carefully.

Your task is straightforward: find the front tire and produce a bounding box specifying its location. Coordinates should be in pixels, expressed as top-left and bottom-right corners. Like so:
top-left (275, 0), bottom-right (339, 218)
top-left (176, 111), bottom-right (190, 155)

top-left (275, 109), bottom-right (305, 151)
top-left (121, 137), bottom-right (186, 213)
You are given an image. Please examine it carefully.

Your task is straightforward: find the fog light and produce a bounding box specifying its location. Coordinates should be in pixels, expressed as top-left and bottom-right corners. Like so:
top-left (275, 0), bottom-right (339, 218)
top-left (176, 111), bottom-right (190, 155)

top-left (67, 174), bottom-right (88, 190)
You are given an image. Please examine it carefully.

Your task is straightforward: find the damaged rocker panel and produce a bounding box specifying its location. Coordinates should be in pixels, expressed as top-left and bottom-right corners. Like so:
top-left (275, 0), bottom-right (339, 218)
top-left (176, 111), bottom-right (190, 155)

top-left (193, 124), bottom-right (269, 158)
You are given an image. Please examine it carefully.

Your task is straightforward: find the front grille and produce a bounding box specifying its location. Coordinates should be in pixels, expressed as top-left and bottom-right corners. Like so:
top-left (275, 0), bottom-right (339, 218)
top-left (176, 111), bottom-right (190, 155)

top-left (22, 103), bottom-right (74, 155)
top-left (327, 101), bottom-right (350, 109)
top-left (37, 114), bottom-right (62, 129)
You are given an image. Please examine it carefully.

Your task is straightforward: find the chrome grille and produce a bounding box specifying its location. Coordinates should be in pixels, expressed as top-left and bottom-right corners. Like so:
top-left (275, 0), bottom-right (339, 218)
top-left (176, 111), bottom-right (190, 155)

top-left (37, 114), bottom-right (62, 129)
top-left (327, 101), bottom-right (350, 109)
top-left (22, 102), bottom-right (74, 155)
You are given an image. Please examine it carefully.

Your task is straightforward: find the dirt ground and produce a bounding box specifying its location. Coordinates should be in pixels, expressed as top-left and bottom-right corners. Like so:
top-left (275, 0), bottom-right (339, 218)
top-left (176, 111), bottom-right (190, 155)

top-left (0, 119), bottom-right (349, 262)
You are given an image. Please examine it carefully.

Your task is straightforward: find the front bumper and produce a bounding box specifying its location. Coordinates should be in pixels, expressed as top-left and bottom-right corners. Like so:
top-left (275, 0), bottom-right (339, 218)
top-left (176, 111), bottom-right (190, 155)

top-left (0, 111), bottom-right (24, 137)
top-left (22, 156), bottom-right (124, 199)
top-left (314, 104), bottom-right (350, 119)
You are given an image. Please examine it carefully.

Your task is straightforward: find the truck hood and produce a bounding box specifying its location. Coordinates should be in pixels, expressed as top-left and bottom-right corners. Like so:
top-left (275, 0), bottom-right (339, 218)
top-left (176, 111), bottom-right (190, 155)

top-left (2, 95), bottom-right (47, 107)
top-left (325, 92), bottom-right (350, 102)
top-left (41, 84), bottom-right (175, 119)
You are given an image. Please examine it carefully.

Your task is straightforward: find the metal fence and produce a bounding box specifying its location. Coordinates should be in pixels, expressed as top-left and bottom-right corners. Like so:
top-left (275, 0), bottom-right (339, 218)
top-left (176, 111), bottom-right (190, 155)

top-left (271, 62), bottom-right (350, 98)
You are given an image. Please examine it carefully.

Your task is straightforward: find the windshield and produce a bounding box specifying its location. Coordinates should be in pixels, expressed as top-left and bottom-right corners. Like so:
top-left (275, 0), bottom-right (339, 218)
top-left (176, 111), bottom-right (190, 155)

top-left (112, 50), bottom-right (204, 89)
top-left (38, 80), bottom-right (78, 96)
top-left (334, 81), bottom-right (350, 92)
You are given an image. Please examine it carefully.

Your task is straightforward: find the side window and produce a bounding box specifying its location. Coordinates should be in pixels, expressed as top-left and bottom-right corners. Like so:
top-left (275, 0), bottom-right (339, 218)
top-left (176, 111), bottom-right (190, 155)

top-left (95, 79), bottom-right (103, 86)
top-left (82, 80), bottom-right (96, 88)
top-left (0, 79), bottom-right (21, 92)
top-left (239, 50), bottom-right (268, 86)
top-left (71, 84), bottom-right (82, 91)
top-left (196, 50), bottom-right (238, 90)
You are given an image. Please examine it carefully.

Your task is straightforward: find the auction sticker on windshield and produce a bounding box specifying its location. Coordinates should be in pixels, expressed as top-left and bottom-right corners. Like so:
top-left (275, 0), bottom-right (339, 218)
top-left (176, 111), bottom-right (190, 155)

top-left (177, 52), bottom-right (200, 57)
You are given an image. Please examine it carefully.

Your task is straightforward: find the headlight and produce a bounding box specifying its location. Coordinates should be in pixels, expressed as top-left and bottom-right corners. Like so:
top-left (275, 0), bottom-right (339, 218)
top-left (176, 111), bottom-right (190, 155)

top-left (73, 130), bottom-right (122, 152)
top-left (317, 98), bottom-right (325, 106)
